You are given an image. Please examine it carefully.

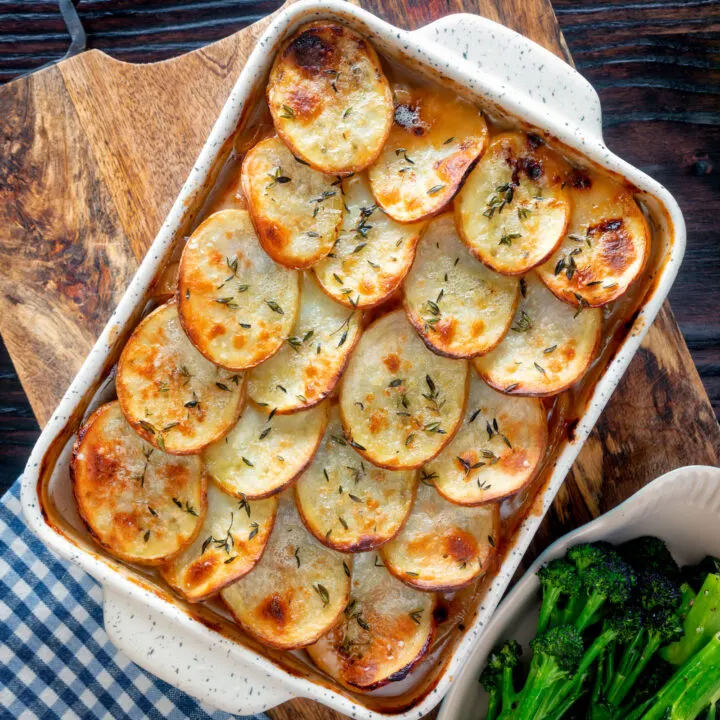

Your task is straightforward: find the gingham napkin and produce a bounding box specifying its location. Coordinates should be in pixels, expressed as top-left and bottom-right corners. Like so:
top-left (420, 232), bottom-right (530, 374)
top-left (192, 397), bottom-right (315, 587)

top-left (0, 479), bottom-right (269, 720)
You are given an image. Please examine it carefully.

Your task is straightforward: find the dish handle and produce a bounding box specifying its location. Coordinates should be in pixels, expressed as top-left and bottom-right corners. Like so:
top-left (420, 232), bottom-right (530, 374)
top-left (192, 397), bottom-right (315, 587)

top-left (410, 13), bottom-right (603, 142)
top-left (103, 586), bottom-right (296, 714)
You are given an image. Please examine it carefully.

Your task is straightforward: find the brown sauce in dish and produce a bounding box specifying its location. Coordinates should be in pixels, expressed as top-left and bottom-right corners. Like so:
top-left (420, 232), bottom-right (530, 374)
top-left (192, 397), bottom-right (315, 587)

top-left (36, 26), bottom-right (675, 716)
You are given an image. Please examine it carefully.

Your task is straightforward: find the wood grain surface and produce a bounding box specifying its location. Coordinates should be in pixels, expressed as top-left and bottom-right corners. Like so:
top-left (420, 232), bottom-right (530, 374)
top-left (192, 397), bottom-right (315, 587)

top-left (0, 1), bottom-right (718, 718)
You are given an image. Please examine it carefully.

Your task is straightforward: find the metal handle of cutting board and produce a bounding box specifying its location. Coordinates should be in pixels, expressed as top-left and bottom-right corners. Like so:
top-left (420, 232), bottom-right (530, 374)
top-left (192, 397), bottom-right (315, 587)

top-left (100, 11), bottom-right (605, 715)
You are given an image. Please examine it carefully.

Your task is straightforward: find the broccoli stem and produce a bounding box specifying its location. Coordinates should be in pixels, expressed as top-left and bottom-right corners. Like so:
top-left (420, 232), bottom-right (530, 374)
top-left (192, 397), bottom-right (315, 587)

top-left (538, 585), bottom-right (564, 634)
top-left (637, 631), bottom-right (720, 720)
top-left (514, 658), bottom-right (567, 719)
top-left (501, 665), bottom-right (516, 711)
top-left (608, 632), bottom-right (664, 707)
top-left (708, 699), bottom-right (717, 720)
top-left (485, 689), bottom-right (500, 720)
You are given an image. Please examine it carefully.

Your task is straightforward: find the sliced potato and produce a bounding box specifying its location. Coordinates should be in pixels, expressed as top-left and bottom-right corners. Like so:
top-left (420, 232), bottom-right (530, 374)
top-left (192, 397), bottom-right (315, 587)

top-left (473, 273), bottom-right (602, 396)
top-left (241, 136), bottom-right (343, 269)
top-left (339, 310), bottom-right (468, 469)
top-left (368, 83), bottom-right (488, 222)
top-left (161, 481), bottom-right (277, 602)
top-left (404, 214), bottom-right (519, 358)
top-left (177, 209), bottom-right (299, 371)
top-left (267, 21), bottom-right (393, 174)
top-left (248, 273), bottom-right (362, 414)
top-left (221, 491), bottom-right (351, 649)
top-left (295, 406), bottom-right (417, 552)
top-left (307, 551), bottom-right (434, 690)
top-left (71, 402), bottom-right (206, 565)
top-left (116, 302), bottom-right (246, 454)
top-left (379, 481), bottom-right (499, 591)
top-left (313, 173), bottom-right (426, 308)
top-left (203, 401), bottom-right (329, 500)
top-left (428, 372), bottom-right (547, 505)
top-left (537, 170), bottom-right (651, 306)
top-left (455, 131), bottom-right (570, 274)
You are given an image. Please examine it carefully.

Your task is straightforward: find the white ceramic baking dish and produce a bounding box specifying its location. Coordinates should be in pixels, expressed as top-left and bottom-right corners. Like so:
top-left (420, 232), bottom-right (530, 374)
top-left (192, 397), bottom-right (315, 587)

top-left (438, 464), bottom-right (720, 720)
top-left (21, 2), bottom-right (686, 718)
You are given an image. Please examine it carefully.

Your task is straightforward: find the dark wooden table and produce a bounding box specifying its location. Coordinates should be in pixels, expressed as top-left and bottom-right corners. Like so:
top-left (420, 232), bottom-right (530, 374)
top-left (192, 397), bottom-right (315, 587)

top-left (1, 0), bottom-right (718, 495)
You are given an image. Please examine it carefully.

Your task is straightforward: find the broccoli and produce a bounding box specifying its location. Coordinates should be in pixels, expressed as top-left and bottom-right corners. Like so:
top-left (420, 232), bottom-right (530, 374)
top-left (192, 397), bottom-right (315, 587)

top-left (573, 557), bottom-right (636, 631)
top-left (620, 535), bottom-right (681, 581)
top-left (479, 640), bottom-right (522, 720)
top-left (624, 631), bottom-right (720, 720)
top-left (512, 625), bottom-right (583, 719)
top-left (536, 558), bottom-right (581, 633)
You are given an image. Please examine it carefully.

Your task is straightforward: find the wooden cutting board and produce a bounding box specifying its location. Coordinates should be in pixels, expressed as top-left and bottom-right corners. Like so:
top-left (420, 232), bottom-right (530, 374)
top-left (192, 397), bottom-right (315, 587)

top-left (1, 0), bottom-right (718, 718)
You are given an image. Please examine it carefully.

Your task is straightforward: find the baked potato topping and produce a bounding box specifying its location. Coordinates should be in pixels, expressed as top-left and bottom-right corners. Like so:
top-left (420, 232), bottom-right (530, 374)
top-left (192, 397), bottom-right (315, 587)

top-left (536, 169), bottom-right (650, 306)
top-left (267, 21), bottom-right (393, 174)
top-left (72, 402), bottom-right (206, 565)
top-left (307, 550), bottom-right (434, 689)
top-left (339, 310), bottom-right (468, 469)
top-left (241, 136), bottom-right (343, 269)
top-left (247, 272), bottom-right (361, 414)
top-left (455, 131), bottom-right (571, 275)
top-left (203, 400), bottom-right (329, 499)
top-left (368, 82), bottom-right (488, 222)
top-left (161, 480), bottom-right (277, 602)
top-left (379, 481), bottom-right (499, 591)
top-left (71, 20), bottom-right (652, 688)
top-left (221, 491), bottom-right (351, 649)
top-left (295, 406), bottom-right (417, 552)
top-left (404, 213), bottom-right (519, 358)
top-left (473, 273), bottom-right (602, 396)
top-left (313, 172), bottom-right (426, 309)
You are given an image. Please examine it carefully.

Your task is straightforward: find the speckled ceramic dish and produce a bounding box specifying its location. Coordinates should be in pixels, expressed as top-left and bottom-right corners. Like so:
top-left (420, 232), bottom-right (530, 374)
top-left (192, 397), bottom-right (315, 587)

top-left (21, 2), bottom-right (685, 719)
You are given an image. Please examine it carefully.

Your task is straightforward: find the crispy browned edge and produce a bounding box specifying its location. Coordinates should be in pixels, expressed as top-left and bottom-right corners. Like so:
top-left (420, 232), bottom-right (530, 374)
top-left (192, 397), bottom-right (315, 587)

top-left (246, 307), bottom-right (363, 416)
top-left (538, 188), bottom-right (653, 308)
top-left (70, 401), bottom-right (208, 566)
top-left (379, 502), bottom-right (501, 592)
top-left (473, 305), bottom-right (604, 397)
top-left (454, 131), bottom-right (572, 276)
top-left (432, 395), bottom-right (549, 506)
top-left (205, 401), bottom-right (331, 500)
top-left (158, 492), bottom-right (280, 603)
top-left (240, 137), bottom-right (342, 270)
top-left (309, 593), bottom-right (437, 691)
top-left (266, 21), bottom-right (393, 175)
top-left (371, 123), bottom-right (489, 224)
top-left (293, 469), bottom-right (419, 553)
top-left (116, 301), bottom-right (248, 454)
top-left (175, 216), bottom-right (301, 371)
top-left (220, 561), bottom-right (352, 651)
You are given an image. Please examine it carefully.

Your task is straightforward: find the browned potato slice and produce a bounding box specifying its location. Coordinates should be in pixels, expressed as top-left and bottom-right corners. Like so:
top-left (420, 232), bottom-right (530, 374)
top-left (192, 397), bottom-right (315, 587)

top-left (267, 22), bottom-right (393, 174)
top-left (379, 482), bottom-right (499, 591)
top-left (368, 83), bottom-right (488, 222)
top-left (307, 551), bottom-right (434, 690)
top-left (537, 170), bottom-right (651, 306)
top-left (455, 132), bottom-right (571, 274)
top-left (116, 302), bottom-right (246, 454)
top-left (177, 209), bottom-right (299, 371)
top-left (241, 136), bottom-right (343, 269)
top-left (428, 372), bottom-right (547, 505)
top-left (473, 273), bottom-right (602, 396)
top-left (314, 173), bottom-right (426, 309)
top-left (203, 401), bottom-right (329, 500)
top-left (403, 214), bottom-right (519, 358)
top-left (221, 491), bottom-right (351, 649)
top-left (295, 406), bottom-right (417, 552)
top-left (339, 310), bottom-right (468, 469)
top-left (161, 481), bottom-right (277, 602)
top-left (248, 273), bottom-right (362, 413)
top-left (71, 401), bottom-right (206, 565)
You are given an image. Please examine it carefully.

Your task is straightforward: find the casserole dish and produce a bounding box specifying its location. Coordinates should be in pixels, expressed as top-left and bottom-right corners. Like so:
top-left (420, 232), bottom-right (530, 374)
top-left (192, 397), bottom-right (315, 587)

top-left (437, 464), bottom-right (720, 720)
top-left (21, 1), bottom-right (686, 718)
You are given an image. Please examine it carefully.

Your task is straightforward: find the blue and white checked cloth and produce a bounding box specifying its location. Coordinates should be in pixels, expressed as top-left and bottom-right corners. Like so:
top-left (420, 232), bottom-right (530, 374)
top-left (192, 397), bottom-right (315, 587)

top-left (0, 480), bottom-right (269, 719)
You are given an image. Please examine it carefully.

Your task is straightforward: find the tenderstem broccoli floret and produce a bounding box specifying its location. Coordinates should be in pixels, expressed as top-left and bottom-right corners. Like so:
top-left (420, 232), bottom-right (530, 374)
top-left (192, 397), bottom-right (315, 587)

top-left (479, 640), bottom-right (522, 720)
top-left (537, 558), bottom-right (581, 633)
